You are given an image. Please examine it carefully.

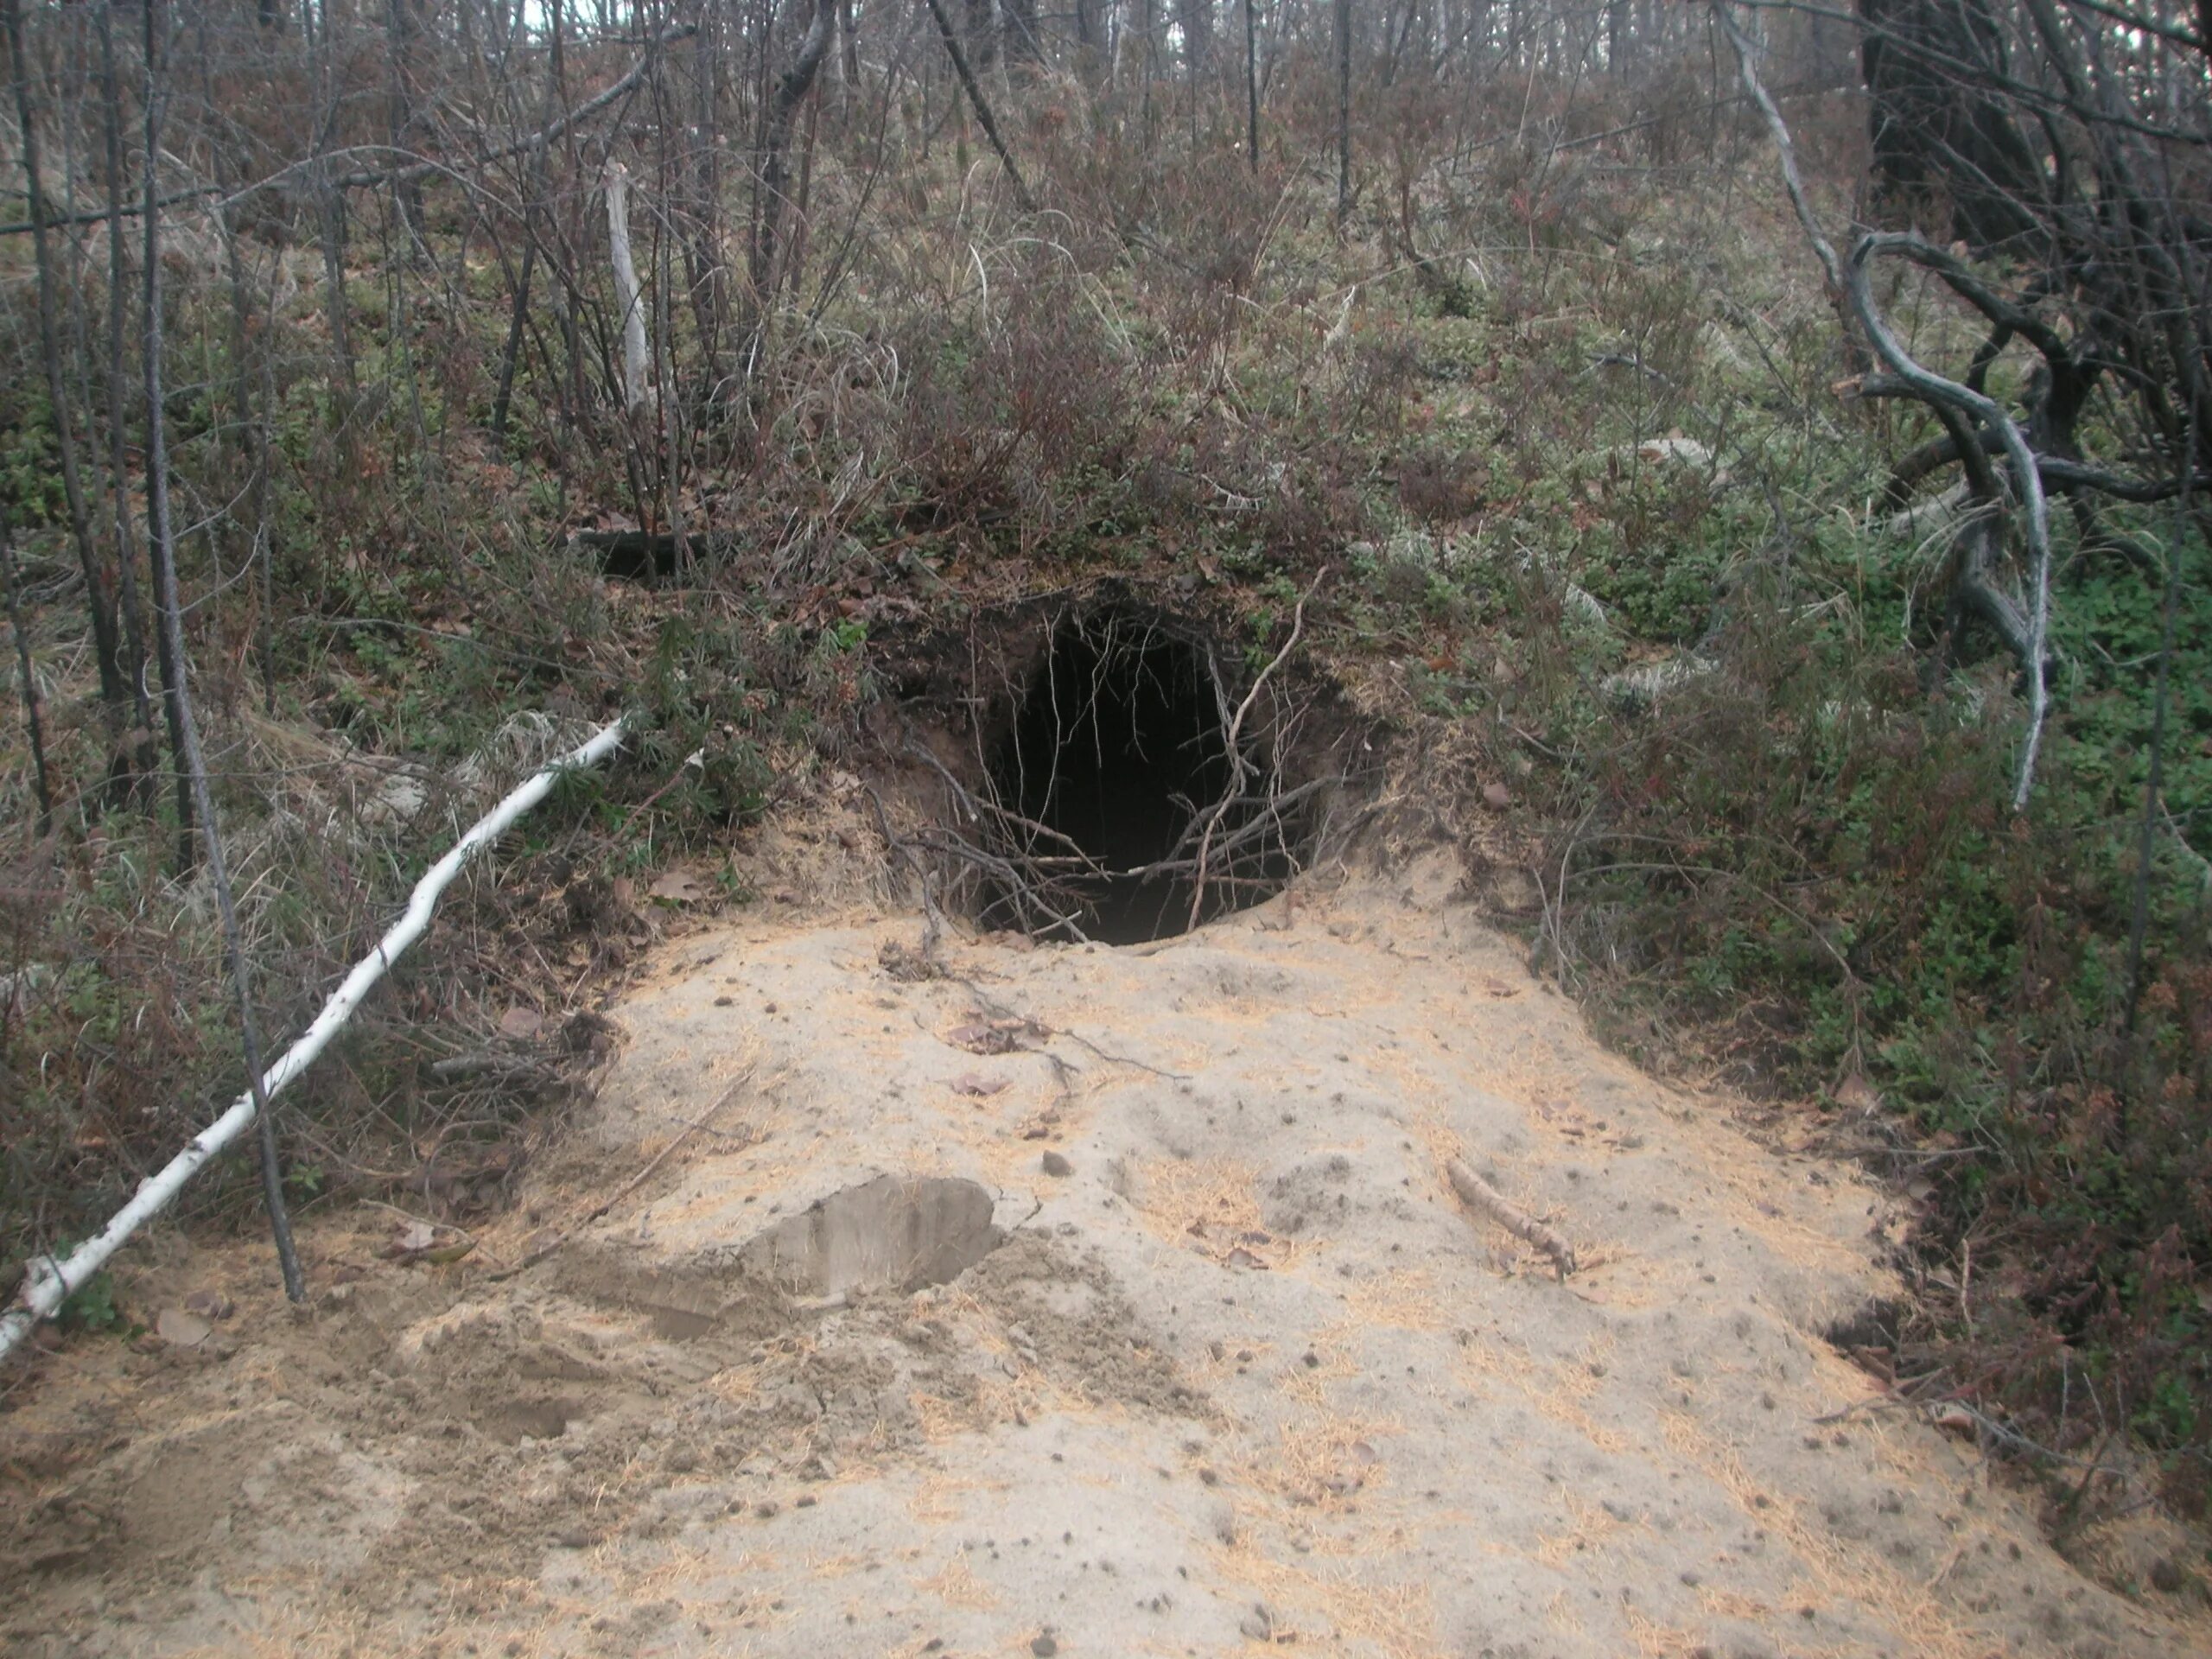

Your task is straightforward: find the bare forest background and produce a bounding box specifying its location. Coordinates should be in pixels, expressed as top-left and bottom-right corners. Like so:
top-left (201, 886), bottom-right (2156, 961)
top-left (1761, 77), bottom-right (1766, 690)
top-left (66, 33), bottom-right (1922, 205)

top-left (3, 0), bottom-right (2211, 1532)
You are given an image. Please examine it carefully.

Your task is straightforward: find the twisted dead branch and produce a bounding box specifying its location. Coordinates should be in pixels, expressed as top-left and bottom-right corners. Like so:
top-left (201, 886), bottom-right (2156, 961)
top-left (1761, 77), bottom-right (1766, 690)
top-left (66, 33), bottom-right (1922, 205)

top-left (1717, 5), bottom-right (2056, 810)
top-left (1187, 567), bottom-right (1326, 931)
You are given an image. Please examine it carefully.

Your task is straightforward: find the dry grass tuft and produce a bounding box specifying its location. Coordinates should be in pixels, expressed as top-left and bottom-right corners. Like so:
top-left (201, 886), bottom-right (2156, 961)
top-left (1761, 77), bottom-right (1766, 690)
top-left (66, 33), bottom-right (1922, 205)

top-left (908, 1547), bottom-right (1000, 1611)
top-left (1243, 1413), bottom-right (1402, 1515)
top-left (1209, 1535), bottom-right (1439, 1659)
top-left (1132, 1154), bottom-right (1299, 1268)
top-left (1658, 1409), bottom-right (1984, 1659)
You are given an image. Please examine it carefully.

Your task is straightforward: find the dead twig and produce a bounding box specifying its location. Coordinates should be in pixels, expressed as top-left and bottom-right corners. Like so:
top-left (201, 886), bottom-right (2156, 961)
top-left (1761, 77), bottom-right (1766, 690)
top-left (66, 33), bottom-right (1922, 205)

top-left (950, 973), bottom-right (1192, 1081)
top-left (1446, 1155), bottom-right (1577, 1280)
top-left (482, 1062), bottom-right (758, 1281)
top-left (1187, 567), bottom-right (1327, 930)
top-left (595, 1071), bottom-right (753, 1215)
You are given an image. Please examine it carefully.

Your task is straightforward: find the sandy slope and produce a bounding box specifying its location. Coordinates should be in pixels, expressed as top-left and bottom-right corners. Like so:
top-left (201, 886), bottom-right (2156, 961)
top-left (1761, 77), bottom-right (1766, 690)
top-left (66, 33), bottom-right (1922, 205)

top-left (4, 850), bottom-right (2205, 1658)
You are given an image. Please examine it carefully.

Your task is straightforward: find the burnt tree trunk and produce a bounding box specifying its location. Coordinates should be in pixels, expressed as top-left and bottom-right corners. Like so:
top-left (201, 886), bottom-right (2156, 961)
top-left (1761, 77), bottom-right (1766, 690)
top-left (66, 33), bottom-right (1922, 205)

top-left (1859, 0), bottom-right (2043, 253)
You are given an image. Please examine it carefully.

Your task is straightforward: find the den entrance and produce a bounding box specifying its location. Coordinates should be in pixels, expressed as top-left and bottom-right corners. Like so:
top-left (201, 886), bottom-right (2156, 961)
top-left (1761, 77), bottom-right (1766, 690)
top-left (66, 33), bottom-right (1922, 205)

top-left (979, 612), bottom-right (1299, 944)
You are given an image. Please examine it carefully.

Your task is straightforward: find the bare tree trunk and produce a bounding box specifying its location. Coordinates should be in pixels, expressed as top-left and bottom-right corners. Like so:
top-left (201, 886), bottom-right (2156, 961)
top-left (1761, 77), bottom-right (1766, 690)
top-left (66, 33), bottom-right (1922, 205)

top-left (0, 507), bottom-right (53, 842)
top-left (386, 0), bottom-right (428, 246)
top-left (97, 4), bottom-right (192, 856)
top-left (606, 162), bottom-right (655, 413)
top-left (1179, 0), bottom-right (1212, 73)
top-left (655, 200), bottom-right (690, 570)
top-left (140, 0), bottom-right (305, 1306)
top-left (305, 0), bottom-right (359, 408)
top-left (1003, 0), bottom-right (1042, 65)
top-left (318, 188), bottom-right (358, 397)
top-left (963, 0), bottom-right (997, 73)
top-left (1336, 0), bottom-right (1352, 219)
top-left (684, 10), bottom-right (727, 389)
top-left (1141, 0), bottom-right (1158, 125)
top-left (4, 0), bottom-right (126, 714)
top-left (91, 8), bottom-right (161, 766)
top-left (218, 210), bottom-right (282, 715)
top-left (492, 146), bottom-right (544, 439)
top-left (495, 0), bottom-right (569, 438)
top-left (786, 68), bottom-right (823, 295)
top-left (921, 0), bottom-right (1035, 209)
top-left (1244, 0), bottom-right (1259, 170)
top-left (1074, 0), bottom-right (1103, 81)
top-left (752, 0), bottom-right (837, 299)
top-left (498, 0), bottom-right (575, 442)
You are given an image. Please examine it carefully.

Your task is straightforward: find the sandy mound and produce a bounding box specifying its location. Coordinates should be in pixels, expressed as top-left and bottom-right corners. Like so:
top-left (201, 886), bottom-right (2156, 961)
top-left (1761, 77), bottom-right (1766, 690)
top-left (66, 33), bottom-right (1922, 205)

top-left (3, 854), bottom-right (2204, 1657)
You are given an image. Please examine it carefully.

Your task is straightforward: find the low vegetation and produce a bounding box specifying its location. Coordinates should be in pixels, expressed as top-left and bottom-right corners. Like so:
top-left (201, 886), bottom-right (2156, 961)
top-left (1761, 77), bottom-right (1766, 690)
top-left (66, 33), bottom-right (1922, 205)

top-left (0, 0), bottom-right (2205, 1528)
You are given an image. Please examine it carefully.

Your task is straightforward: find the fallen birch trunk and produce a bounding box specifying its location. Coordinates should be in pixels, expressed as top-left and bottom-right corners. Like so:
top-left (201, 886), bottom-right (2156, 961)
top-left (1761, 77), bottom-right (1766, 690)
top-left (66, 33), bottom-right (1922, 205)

top-left (0, 715), bottom-right (631, 1363)
top-left (1446, 1155), bottom-right (1578, 1279)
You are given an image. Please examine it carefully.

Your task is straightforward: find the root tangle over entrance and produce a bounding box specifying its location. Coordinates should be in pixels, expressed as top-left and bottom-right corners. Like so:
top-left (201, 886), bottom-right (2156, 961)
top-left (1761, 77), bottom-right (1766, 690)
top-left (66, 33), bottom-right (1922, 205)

top-left (886, 603), bottom-right (1337, 944)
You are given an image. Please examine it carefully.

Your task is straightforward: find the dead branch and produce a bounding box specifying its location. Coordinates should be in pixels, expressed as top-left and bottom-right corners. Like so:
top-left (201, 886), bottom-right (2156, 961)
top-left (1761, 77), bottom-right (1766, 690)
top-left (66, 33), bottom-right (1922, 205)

top-left (1187, 566), bottom-right (1326, 930)
top-left (428, 1052), bottom-right (558, 1086)
top-left (1723, 3), bottom-right (2056, 810)
top-left (593, 1065), bottom-right (755, 1217)
top-left (482, 1061), bottom-right (757, 1283)
top-left (0, 23), bottom-right (701, 239)
top-left (918, 0), bottom-right (1035, 212)
top-left (1446, 1156), bottom-right (1577, 1280)
top-left (1849, 233), bottom-right (2057, 809)
top-left (947, 975), bottom-right (1192, 1082)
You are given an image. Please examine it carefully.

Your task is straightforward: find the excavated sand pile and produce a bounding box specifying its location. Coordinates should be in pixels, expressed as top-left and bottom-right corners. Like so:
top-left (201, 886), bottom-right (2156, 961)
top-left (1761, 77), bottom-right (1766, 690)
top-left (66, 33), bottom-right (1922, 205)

top-left (4, 850), bottom-right (2204, 1658)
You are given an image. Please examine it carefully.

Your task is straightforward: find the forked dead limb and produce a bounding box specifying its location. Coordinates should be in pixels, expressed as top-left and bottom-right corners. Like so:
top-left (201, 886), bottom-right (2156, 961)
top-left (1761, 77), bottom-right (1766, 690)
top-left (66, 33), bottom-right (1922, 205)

top-left (1446, 1156), bottom-right (1578, 1280)
top-left (1718, 3), bottom-right (2056, 808)
top-left (1187, 566), bottom-right (1328, 930)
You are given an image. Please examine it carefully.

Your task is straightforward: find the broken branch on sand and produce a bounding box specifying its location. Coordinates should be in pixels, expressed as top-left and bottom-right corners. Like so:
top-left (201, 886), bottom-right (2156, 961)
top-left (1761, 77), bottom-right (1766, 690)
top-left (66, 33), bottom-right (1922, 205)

top-left (1446, 1155), bottom-right (1578, 1279)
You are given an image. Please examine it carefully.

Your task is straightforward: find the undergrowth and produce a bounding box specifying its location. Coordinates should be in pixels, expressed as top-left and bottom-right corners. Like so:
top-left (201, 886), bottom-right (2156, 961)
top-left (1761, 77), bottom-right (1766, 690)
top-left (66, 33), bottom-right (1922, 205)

top-left (0, 43), bottom-right (2204, 1528)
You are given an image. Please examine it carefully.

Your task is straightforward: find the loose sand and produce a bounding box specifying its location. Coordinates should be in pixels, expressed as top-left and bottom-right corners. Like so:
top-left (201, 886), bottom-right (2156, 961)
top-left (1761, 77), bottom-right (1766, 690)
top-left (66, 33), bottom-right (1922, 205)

top-left (5, 849), bottom-right (2206, 1658)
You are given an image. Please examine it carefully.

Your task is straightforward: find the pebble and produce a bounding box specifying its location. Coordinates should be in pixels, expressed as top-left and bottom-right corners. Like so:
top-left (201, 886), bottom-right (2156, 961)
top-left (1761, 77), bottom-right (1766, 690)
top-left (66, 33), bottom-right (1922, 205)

top-left (1030, 1635), bottom-right (1058, 1656)
top-left (1040, 1151), bottom-right (1073, 1178)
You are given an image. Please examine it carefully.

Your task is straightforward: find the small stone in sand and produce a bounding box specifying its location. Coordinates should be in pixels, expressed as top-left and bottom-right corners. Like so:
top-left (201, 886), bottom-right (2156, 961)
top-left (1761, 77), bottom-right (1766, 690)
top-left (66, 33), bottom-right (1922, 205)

top-left (1040, 1151), bottom-right (1073, 1178)
top-left (1031, 1635), bottom-right (1058, 1656)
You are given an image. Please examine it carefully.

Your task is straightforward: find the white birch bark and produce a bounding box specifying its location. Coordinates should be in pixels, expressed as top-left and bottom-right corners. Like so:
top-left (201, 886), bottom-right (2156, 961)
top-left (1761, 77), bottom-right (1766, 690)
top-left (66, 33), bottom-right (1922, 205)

top-left (605, 162), bottom-right (653, 413)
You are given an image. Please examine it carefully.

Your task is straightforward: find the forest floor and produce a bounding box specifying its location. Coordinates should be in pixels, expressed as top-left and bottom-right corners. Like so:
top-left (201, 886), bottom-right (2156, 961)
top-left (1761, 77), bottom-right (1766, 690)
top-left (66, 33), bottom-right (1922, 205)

top-left (4, 807), bottom-right (2209, 1659)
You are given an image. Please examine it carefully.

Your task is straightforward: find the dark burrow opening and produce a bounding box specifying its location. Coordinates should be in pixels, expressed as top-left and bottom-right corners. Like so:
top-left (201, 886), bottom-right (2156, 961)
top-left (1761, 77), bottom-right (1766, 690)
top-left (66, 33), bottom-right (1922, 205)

top-left (980, 613), bottom-right (1298, 944)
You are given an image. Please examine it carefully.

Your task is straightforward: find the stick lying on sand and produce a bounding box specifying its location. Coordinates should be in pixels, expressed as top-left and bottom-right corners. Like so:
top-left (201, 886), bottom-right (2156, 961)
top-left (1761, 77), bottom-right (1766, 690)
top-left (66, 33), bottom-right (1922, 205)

top-left (0, 715), bottom-right (632, 1363)
top-left (1446, 1155), bottom-right (1578, 1279)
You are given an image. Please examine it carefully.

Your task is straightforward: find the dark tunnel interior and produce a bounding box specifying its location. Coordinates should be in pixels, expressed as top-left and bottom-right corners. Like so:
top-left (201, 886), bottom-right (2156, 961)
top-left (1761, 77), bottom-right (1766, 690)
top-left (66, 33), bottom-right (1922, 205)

top-left (983, 617), bottom-right (1292, 944)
